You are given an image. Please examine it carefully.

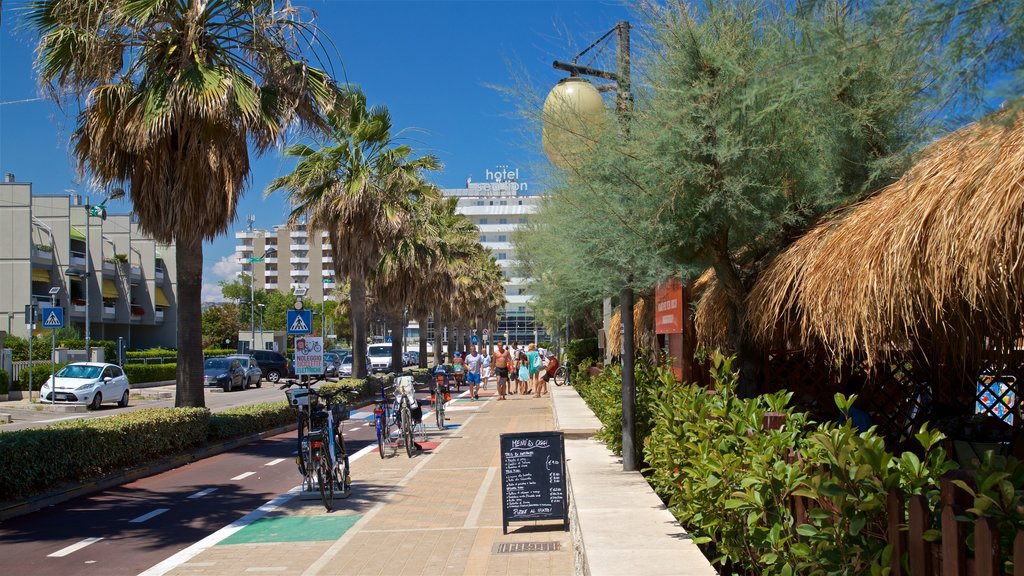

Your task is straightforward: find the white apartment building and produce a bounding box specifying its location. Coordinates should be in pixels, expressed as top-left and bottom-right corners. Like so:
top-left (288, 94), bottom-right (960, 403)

top-left (0, 175), bottom-right (178, 349)
top-left (236, 221), bottom-right (338, 303)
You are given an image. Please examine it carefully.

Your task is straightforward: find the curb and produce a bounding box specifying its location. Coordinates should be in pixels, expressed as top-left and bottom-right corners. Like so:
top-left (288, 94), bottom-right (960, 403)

top-left (0, 422), bottom-right (297, 523)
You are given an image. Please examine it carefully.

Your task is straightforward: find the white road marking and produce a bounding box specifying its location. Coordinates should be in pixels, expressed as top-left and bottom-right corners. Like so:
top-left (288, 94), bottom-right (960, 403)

top-left (36, 415), bottom-right (86, 423)
top-left (231, 471), bottom-right (255, 481)
top-left (265, 458), bottom-right (285, 466)
top-left (187, 488), bottom-right (217, 499)
top-left (48, 537), bottom-right (103, 557)
top-left (130, 508), bottom-right (170, 523)
top-left (464, 466), bottom-right (497, 528)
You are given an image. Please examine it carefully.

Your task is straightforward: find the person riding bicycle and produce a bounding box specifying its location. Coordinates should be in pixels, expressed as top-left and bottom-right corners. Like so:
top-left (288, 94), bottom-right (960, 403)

top-left (451, 351), bottom-right (466, 390)
top-left (431, 353), bottom-right (451, 401)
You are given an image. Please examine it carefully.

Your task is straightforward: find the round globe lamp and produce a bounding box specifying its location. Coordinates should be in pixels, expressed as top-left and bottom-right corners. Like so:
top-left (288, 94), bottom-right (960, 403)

top-left (541, 76), bottom-right (607, 169)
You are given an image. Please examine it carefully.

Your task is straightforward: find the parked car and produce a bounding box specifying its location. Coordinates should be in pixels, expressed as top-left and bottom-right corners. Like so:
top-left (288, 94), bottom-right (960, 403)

top-left (250, 350), bottom-right (289, 382)
top-left (40, 362), bottom-right (131, 410)
top-left (323, 352), bottom-right (341, 378)
top-left (338, 355), bottom-right (371, 377)
top-left (367, 343), bottom-right (393, 372)
top-left (204, 355), bottom-right (261, 391)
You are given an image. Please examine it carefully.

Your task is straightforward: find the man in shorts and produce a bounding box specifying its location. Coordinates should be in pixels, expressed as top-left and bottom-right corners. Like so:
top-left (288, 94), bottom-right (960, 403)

top-left (465, 345), bottom-right (484, 400)
top-left (492, 341), bottom-right (511, 400)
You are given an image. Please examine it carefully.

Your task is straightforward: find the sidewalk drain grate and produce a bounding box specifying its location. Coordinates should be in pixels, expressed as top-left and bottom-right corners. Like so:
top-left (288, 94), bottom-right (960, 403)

top-left (492, 542), bottom-right (561, 554)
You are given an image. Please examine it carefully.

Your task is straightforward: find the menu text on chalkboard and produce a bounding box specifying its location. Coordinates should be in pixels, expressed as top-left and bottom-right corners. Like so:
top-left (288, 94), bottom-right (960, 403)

top-left (500, 431), bottom-right (568, 534)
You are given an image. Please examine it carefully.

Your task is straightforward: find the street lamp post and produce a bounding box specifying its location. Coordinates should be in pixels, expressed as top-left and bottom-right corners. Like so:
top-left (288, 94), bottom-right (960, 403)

top-left (247, 247), bottom-right (276, 351)
top-left (257, 303), bottom-right (265, 349)
top-left (542, 21), bottom-right (638, 471)
top-left (81, 188), bottom-right (125, 361)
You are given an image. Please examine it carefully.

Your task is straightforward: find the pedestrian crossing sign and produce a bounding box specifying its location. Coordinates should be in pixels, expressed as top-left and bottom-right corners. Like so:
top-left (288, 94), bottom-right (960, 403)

top-left (41, 306), bottom-right (64, 329)
top-left (287, 310), bottom-right (312, 335)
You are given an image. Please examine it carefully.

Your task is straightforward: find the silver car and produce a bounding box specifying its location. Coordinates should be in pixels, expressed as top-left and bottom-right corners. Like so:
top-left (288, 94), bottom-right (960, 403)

top-left (40, 362), bottom-right (131, 410)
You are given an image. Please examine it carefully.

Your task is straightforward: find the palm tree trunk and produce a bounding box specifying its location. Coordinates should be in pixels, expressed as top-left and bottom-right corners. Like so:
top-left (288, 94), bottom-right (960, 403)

top-left (389, 311), bottom-right (404, 371)
top-left (433, 311), bottom-right (444, 364)
top-left (451, 325), bottom-right (459, 357)
top-left (351, 270), bottom-right (369, 378)
top-left (418, 313), bottom-right (429, 368)
top-left (175, 237), bottom-right (205, 408)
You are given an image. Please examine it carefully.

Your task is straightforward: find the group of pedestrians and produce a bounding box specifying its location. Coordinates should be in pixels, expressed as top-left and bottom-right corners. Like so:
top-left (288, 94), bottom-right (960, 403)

top-left (430, 341), bottom-right (560, 402)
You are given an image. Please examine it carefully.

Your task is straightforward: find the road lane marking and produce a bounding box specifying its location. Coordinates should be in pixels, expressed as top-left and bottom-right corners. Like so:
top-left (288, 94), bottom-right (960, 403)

top-left (130, 508), bottom-right (170, 523)
top-left (265, 458), bottom-right (285, 466)
top-left (48, 537), bottom-right (103, 557)
top-left (187, 488), bottom-right (217, 499)
top-left (231, 471), bottom-right (255, 481)
top-left (463, 466), bottom-right (497, 528)
top-left (36, 415), bottom-right (86, 423)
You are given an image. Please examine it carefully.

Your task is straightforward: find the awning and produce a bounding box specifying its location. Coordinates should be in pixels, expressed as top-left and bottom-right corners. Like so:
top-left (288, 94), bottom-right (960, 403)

top-left (154, 288), bottom-right (171, 308)
top-left (70, 226), bottom-right (86, 242)
top-left (102, 279), bottom-right (119, 299)
top-left (31, 268), bottom-right (51, 283)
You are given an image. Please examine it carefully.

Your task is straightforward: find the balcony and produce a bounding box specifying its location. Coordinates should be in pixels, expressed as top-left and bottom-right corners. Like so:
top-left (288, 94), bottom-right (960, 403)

top-left (130, 305), bottom-right (145, 322)
top-left (323, 268), bottom-right (335, 277)
top-left (236, 231), bottom-right (256, 239)
top-left (155, 266), bottom-right (166, 282)
top-left (265, 257), bottom-right (278, 264)
top-left (324, 294), bottom-right (337, 302)
top-left (70, 300), bottom-right (87, 315)
top-left (69, 251), bottom-right (87, 267)
top-left (32, 245), bottom-right (54, 263)
top-left (129, 266), bottom-right (143, 284)
top-left (322, 243), bottom-right (332, 250)
top-left (264, 283), bottom-right (278, 290)
top-left (102, 304), bottom-right (117, 318)
top-left (155, 308), bottom-right (165, 323)
top-left (289, 230), bottom-right (307, 239)
top-left (236, 244), bottom-right (253, 253)
top-left (290, 256), bottom-right (310, 264)
top-left (291, 243), bottom-right (310, 251)
top-left (290, 269), bottom-right (310, 278)
top-left (322, 254), bottom-right (333, 263)
top-left (102, 260), bottom-right (117, 276)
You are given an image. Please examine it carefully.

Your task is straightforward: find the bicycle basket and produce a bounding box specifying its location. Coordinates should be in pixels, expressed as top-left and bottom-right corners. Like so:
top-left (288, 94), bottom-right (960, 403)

top-left (332, 403), bottom-right (351, 422)
top-left (286, 388), bottom-right (310, 407)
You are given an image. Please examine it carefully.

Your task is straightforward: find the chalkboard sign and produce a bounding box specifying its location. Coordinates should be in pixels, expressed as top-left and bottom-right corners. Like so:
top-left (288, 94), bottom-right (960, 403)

top-left (500, 431), bottom-right (568, 534)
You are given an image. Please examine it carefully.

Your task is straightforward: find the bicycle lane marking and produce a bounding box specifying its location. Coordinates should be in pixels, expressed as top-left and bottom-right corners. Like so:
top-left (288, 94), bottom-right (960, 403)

top-left (301, 410), bottom-right (482, 576)
top-left (139, 444), bottom-right (375, 576)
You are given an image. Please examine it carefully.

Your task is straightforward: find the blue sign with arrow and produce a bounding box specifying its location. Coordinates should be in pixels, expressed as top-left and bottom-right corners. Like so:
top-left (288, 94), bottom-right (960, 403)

top-left (41, 306), bottom-right (64, 329)
top-left (287, 310), bottom-right (312, 335)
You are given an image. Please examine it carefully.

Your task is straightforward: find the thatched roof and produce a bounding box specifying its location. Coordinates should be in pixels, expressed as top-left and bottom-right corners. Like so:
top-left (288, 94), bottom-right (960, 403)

top-left (608, 296), bottom-right (656, 356)
top-left (698, 110), bottom-right (1024, 363)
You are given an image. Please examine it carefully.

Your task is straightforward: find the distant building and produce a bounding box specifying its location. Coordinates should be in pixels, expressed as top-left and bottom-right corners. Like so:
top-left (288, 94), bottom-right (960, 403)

top-left (235, 221), bottom-right (337, 303)
top-left (0, 175), bottom-right (177, 349)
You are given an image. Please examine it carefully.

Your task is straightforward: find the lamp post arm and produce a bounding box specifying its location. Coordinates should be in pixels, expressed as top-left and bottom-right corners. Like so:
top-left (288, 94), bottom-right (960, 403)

top-left (552, 60), bottom-right (618, 82)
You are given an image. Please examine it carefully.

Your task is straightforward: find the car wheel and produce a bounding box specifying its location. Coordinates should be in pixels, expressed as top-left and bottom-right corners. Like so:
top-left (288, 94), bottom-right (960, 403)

top-left (223, 381), bottom-right (230, 392)
top-left (267, 370), bottom-right (281, 383)
top-left (256, 378), bottom-right (262, 388)
top-left (89, 392), bottom-right (103, 410)
top-left (118, 390), bottom-right (129, 408)
top-left (245, 377), bottom-right (251, 390)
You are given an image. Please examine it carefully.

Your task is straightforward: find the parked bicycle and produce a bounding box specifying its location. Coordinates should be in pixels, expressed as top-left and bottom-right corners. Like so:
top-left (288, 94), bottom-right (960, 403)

top-left (554, 365), bottom-right (570, 386)
top-left (373, 379), bottom-right (394, 458)
top-left (393, 375), bottom-right (420, 457)
top-left (432, 371), bottom-right (450, 430)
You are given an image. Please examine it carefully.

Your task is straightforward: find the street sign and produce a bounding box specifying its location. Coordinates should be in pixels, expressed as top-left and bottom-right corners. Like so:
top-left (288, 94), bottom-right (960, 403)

top-left (323, 277), bottom-right (334, 284)
top-left (41, 306), bottom-right (64, 329)
top-left (385, 335), bottom-right (392, 343)
top-left (471, 335), bottom-right (479, 345)
top-left (294, 336), bottom-right (324, 375)
top-left (482, 328), bottom-right (489, 337)
top-left (24, 304), bottom-right (36, 325)
top-left (287, 310), bottom-right (312, 335)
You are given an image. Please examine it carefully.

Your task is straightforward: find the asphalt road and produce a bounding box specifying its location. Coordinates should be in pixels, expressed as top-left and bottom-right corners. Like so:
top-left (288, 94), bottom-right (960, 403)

top-left (0, 403), bottom-right (390, 575)
top-left (0, 381), bottom-right (287, 432)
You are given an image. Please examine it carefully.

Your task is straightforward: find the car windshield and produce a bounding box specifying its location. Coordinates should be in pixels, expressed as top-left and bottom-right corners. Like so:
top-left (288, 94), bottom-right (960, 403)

top-left (56, 365), bottom-right (103, 379)
top-left (341, 356), bottom-right (353, 365)
top-left (204, 358), bottom-right (231, 370)
top-left (368, 345), bottom-right (390, 356)
top-left (324, 353), bottom-right (338, 362)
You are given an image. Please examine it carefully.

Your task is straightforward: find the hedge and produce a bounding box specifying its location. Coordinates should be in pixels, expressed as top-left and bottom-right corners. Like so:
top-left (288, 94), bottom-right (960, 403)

top-left (124, 363), bottom-right (176, 384)
top-left (0, 407), bottom-right (210, 499)
top-left (0, 370), bottom-right (8, 395)
top-left (208, 401), bottom-right (294, 441)
top-left (126, 348), bottom-right (176, 359)
top-left (18, 363), bottom-right (68, 392)
top-left (564, 337), bottom-right (599, 377)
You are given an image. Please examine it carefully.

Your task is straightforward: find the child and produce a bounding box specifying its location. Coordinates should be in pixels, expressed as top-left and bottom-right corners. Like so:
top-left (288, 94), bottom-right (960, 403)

top-left (517, 352), bottom-right (531, 396)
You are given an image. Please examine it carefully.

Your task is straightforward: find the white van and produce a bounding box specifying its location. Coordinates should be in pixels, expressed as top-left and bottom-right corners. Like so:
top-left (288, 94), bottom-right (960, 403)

top-left (367, 343), bottom-right (393, 372)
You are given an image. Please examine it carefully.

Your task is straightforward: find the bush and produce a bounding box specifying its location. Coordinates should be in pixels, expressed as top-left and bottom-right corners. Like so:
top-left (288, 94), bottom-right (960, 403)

top-left (4, 335), bottom-right (52, 361)
top-left (0, 407), bottom-right (209, 499)
top-left (124, 363), bottom-right (176, 384)
top-left (208, 401), bottom-right (294, 441)
top-left (565, 337), bottom-right (599, 377)
top-left (0, 370), bottom-right (8, 395)
top-left (56, 339), bottom-right (117, 362)
top-left (19, 363), bottom-right (68, 391)
top-left (203, 348), bottom-right (236, 357)
top-left (126, 348), bottom-right (177, 359)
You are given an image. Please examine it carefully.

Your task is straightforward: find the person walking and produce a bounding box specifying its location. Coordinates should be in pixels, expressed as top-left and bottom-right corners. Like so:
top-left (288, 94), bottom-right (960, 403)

top-left (465, 345), bottom-right (484, 400)
top-left (540, 351), bottom-right (558, 396)
top-left (492, 341), bottom-right (511, 400)
top-left (516, 350), bottom-right (531, 396)
top-left (526, 343), bottom-right (542, 397)
top-left (481, 353), bottom-right (491, 389)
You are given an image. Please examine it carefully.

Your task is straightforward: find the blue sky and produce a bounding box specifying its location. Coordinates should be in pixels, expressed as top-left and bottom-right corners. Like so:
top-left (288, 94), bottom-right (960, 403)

top-left (0, 0), bottom-right (631, 300)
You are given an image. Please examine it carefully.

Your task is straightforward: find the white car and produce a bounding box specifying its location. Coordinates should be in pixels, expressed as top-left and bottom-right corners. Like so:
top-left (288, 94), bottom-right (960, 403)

top-left (41, 362), bottom-right (131, 410)
top-left (367, 343), bottom-right (393, 372)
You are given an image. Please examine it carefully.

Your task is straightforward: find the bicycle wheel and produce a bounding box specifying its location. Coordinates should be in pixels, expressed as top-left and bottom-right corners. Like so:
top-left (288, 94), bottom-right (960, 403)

top-left (435, 389), bottom-right (445, 430)
top-left (335, 431), bottom-right (352, 499)
top-left (401, 404), bottom-right (415, 457)
top-left (555, 366), bottom-right (568, 386)
top-left (375, 410), bottom-right (387, 458)
top-left (296, 415), bottom-right (309, 476)
top-left (316, 444), bottom-right (334, 511)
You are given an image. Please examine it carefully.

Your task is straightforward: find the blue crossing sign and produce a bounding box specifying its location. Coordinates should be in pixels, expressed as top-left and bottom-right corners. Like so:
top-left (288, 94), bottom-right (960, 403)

top-left (41, 306), bottom-right (64, 329)
top-left (287, 309), bottom-right (312, 335)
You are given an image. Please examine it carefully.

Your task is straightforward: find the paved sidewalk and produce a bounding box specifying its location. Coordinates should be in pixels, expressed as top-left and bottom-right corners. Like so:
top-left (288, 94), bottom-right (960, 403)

top-left (154, 386), bottom-right (573, 576)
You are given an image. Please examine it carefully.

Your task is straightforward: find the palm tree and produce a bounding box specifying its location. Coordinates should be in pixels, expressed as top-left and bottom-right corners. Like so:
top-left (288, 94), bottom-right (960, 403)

top-left (268, 92), bottom-right (437, 378)
top-left (28, 0), bottom-right (342, 407)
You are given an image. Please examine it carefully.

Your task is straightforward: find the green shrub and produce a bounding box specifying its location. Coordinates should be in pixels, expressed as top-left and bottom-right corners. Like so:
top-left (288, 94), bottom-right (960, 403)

top-left (565, 337), bottom-right (599, 377)
top-left (4, 335), bottom-right (52, 361)
top-left (0, 407), bottom-right (209, 499)
top-left (203, 348), bottom-right (236, 357)
top-left (0, 370), bottom-right (8, 395)
top-left (19, 363), bottom-right (68, 391)
top-left (208, 401), bottom-right (294, 441)
top-left (124, 363), bottom-right (176, 384)
top-left (56, 339), bottom-right (117, 362)
top-left (573, 360), bottom-right (658, 458)
top-left (126, 348), bottom-right (177, 359)
top-left (321, 378), bottom-right (374, 401)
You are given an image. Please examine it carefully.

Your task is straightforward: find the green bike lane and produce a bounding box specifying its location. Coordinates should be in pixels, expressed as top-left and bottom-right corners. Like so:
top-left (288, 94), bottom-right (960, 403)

top-left (149, 385), bottom-right (573, 575)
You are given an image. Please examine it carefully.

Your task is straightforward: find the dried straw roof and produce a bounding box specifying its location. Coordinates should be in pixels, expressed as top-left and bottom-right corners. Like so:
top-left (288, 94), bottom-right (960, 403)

top-left (699, 110), bottom-right (1024, 363)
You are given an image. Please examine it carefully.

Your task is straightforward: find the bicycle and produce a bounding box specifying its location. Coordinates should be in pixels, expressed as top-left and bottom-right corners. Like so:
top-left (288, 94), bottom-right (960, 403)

top-left (554, 365), bottom-right (570, 386)
top-left (393, 375), bottom-right (420, 457)
top-left (281, 377), bottom-right (318, 487)
top-left (432, 372), bottom-right (451, 430)
top-left (373, 380), bottom-right (394, 458)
